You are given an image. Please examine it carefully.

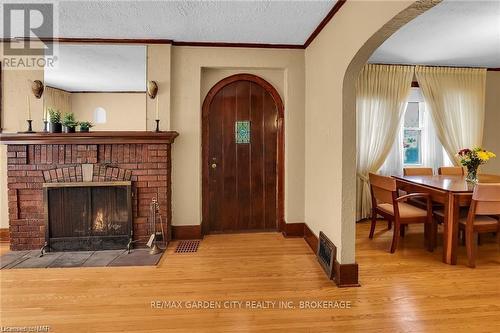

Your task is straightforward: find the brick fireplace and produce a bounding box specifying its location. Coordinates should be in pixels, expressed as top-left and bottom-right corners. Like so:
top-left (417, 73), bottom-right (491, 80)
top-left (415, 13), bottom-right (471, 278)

top-left (0, 131), bottom-right (178, 251)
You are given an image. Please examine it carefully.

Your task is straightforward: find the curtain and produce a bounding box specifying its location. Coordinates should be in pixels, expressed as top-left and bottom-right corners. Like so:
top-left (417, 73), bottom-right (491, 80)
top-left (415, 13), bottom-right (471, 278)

top-left (421, 102), bottom-right (444, 173)
top-left (415, 66), bottom-right (487, 164)
top-left (356, 64), bottom-right (414, 220)
top-left (378, 126), bottom-right (403, 177)
top-left (44, 86), bottom-right (72, 115)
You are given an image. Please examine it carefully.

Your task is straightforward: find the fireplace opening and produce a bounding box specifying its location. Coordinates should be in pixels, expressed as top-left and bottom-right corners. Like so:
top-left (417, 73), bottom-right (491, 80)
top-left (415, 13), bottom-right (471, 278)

top-left (43, 181), bottom-right (132, 251)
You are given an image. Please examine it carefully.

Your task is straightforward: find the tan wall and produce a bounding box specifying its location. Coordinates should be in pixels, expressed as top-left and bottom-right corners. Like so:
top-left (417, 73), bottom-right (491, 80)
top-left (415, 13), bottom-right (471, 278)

top-left (0, 43), bottom-right (45, 133)
top-left (482, 71), bottom-right (500, 174)
top-left (147, 44), bottom-right (171, 131)
top-left (201, 68), bottom-right (285, 102)
top-left (1, 42), bottom-right (45, 228)
top-left (171, 46), bottom-right (305, 227)
top-left (304, 0), bottom-right (416, 264)
top-left (70, 92), bottom-right (147, 131)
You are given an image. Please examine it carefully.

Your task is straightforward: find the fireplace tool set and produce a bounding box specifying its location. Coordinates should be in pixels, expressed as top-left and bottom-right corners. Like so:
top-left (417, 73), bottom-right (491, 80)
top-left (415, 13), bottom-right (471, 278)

top-left (127, 197), bottom-right (167, 254)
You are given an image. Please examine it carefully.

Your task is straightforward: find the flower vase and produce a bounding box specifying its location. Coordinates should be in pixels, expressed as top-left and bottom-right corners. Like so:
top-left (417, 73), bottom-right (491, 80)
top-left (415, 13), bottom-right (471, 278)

top-left (465, 165), bottom-right (479, 183)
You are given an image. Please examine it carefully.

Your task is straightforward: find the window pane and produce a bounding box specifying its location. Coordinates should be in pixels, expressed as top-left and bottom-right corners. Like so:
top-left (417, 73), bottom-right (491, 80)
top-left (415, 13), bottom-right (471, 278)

top-left (403, 129), bottom-right (421, 164)
top-left (404, 102), bottom-right (420, 128)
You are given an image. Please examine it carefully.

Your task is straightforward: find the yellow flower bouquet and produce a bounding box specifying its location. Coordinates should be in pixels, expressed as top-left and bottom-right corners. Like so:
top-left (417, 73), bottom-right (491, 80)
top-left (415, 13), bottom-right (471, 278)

top-left (456, 147), bottom-right (496, 183)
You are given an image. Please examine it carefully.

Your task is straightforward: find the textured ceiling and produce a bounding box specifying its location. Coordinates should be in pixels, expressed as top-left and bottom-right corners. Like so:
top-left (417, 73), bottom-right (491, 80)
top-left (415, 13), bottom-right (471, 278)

top-left (369, 0), bottom-right (500, 68)
top-left (4, 0), bottom-right (336, 45)
top-left (44, 44), bottom-right (146, 92)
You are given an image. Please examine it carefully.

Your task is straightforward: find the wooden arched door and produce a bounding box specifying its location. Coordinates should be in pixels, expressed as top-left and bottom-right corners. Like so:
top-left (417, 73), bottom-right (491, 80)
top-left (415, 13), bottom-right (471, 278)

top-left (202, 74), bottom-right (284, 234)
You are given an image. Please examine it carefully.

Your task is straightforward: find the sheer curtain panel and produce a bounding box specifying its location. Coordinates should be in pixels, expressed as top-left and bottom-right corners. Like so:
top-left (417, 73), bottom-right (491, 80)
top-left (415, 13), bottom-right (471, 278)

top-left (415, 66), bottom-right (487, 164)
top-left (356, 64), bottom-right (414, 220)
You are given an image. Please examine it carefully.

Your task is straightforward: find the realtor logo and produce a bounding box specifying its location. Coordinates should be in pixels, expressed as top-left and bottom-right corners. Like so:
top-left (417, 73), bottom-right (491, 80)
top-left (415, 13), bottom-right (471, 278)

top-left (3, 3), bottom-right (54, 55)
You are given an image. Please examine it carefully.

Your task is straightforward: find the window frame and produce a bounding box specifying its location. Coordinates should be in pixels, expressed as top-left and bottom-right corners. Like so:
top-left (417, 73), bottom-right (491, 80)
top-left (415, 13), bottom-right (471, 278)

top-left (402, 102), bottom-right (424, 166)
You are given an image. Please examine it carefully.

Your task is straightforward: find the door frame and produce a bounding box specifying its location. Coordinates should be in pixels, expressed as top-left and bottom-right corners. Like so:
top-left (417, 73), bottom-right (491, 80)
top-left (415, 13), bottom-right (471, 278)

top-left (201, 73), bottom-right (285, 235)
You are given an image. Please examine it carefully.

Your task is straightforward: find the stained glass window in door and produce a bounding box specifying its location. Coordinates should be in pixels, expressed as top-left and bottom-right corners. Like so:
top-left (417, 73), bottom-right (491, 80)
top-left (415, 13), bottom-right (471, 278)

top-left (235, 121), bottom-right (250, 144)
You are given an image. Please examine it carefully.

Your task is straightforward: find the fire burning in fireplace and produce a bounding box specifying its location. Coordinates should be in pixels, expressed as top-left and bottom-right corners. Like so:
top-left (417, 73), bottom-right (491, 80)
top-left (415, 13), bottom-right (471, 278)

top-left (93, 209), bottom-right (106, 232)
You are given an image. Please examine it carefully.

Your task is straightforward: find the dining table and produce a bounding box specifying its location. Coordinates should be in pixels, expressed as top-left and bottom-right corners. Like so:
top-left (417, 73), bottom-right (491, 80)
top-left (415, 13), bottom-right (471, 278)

top-left (393, 173), bottom-right (500, 265)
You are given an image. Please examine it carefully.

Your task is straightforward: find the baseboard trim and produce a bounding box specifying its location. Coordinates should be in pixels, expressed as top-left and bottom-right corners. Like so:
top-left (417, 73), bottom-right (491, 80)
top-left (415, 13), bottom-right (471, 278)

top-left (0, 228), bottom-right (9, 243)
top-left (282, 222), bottom-right (305, 237)
top-left (302, 223), bottom-right (359, 288)
top-left (303, 223), bottom-right (318, 253)
top-left (171, 225), bottom-right (203, 240)
top-left (334, 261), bottom-right (360, 288)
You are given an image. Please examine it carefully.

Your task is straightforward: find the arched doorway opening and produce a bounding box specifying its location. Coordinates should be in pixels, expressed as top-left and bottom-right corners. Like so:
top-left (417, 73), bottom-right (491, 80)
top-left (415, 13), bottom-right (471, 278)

top-left (339, 0), bottom-right (440, 261)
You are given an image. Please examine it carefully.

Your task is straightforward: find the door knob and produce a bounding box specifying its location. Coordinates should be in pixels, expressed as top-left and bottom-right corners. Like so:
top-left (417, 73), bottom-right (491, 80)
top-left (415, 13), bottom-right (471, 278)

top-left (211, 163), bottom-right (217, 169)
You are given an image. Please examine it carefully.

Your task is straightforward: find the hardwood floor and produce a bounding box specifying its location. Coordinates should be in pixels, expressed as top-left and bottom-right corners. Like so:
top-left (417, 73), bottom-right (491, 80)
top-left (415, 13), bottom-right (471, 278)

top-left (1, 222), bottom-right (499, 332)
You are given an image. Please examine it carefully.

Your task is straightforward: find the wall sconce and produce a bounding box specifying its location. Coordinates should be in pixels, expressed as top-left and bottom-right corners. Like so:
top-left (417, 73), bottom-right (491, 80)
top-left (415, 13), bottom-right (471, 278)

top-left (31, 80), bottom-right (44, 99)
top-left (147, 80), bottom-right (158, 99)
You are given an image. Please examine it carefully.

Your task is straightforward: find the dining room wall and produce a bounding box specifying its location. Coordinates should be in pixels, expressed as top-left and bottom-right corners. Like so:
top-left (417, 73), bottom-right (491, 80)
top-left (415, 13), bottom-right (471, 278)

top-left (482, 70), bottom-right (500, 174)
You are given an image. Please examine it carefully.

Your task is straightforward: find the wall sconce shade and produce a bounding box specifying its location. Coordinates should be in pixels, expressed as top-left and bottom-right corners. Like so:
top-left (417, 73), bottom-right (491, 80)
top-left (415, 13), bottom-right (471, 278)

top-left (147, 80), bottom-right (158, 99)
top-left (31, 80), bottom-right (44, 99)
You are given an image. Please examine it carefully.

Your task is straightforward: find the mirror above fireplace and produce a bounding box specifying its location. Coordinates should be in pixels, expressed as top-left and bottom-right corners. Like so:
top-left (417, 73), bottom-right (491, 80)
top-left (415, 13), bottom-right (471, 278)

top-left (43, 44), bottom-right (147, 130)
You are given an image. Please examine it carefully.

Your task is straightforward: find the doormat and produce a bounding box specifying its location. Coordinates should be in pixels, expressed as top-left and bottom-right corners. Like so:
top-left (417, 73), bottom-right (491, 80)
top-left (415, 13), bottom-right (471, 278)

top-left (0, 249), bottom-right (164, 269)
top-left (175, 240), bottom-right (200, 253)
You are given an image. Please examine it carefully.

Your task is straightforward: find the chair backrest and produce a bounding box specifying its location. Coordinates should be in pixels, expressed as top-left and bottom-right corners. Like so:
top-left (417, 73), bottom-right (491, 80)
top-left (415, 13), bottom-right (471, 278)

top-left (403, 167), bottom-right (433, 176)
top-left (438, 166), bottom-right (464, 176)
top-left (472, 183), bottom-right (500, 215)
top-left (369, 173), bottom-right (396, 204)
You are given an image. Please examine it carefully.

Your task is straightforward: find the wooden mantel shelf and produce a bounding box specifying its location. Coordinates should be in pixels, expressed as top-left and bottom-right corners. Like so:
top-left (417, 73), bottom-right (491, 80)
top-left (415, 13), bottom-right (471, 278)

top-left (0, 131), bottom-right (179, 145)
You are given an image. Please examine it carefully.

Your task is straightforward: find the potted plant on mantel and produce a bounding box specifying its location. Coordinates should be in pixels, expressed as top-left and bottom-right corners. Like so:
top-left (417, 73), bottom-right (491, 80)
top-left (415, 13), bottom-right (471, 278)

top-left (79, 121), bottom-right (94, 133)
top-left (62, 112), bottom-right (79, 133)
top-left (48, 108), bottom-right (62, 133)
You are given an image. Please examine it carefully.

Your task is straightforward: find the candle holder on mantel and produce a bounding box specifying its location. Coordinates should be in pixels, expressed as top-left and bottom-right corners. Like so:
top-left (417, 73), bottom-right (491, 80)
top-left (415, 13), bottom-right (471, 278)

top-left (23, 120), bottom-right (35, 133)
top-left (155, 119), bottom-right (161, 132)
top-left (42, 120), bottom-right (48, 132)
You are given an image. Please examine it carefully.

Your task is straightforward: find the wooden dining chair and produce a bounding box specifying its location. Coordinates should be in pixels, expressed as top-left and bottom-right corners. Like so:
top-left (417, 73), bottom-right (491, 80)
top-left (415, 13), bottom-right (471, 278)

top-left (459, 183), bottom-right (500, 268)
top-left (438, 167), bottom-right (464, 176)
top-left (402, 167), bottom-right (436, 212)
top-left (369, 173), bottom-right (435, 253)
top-left (403, 167), bottom-right (433, 176)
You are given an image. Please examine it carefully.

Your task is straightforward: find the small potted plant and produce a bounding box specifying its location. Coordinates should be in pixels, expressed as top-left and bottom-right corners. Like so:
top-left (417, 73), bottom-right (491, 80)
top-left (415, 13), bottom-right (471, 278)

top-left (79, 121), bottom-right (94, 133)
top-left (62, 112), bottom-right (79, 133)
top-left (48, 108), bottom-right (62, 133)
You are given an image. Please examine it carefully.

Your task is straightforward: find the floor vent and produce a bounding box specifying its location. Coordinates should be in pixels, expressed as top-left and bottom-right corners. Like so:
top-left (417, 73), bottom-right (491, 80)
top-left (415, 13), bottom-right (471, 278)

top-left (175, 240), bottom-right (200, 253)
top-left (317, 231), bottom-right (337, 280)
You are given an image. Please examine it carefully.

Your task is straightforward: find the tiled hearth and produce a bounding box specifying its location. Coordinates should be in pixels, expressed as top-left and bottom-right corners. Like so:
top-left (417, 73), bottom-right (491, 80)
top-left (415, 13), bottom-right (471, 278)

top-left (1, 132), bottom-right (178, 251)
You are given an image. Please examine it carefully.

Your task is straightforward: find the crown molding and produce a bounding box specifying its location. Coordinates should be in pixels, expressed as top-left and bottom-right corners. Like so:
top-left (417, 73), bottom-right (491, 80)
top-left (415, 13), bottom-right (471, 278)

top-left (304, 0), bottom-right (347, 48)
top-left (1, 37), bottom-right (173, 44)
top-left (0, 1), bottom-right (347, 50)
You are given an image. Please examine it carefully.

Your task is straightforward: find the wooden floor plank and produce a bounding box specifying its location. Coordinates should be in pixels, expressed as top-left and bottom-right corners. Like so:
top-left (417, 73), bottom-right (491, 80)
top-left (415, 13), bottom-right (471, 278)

top-left (0, 222), bottom-right (499, 332)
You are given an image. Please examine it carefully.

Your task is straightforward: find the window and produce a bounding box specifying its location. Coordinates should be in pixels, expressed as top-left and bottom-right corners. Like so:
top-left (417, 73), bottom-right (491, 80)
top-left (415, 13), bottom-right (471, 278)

top-left (379, 87), bottom-right (452, 176)
top-left (403, 102), bottom-right (423, 165)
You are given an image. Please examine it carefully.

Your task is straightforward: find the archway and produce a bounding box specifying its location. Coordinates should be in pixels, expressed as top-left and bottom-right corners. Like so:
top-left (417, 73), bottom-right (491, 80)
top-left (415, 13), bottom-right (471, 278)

top-left (340, 0), bottom-right (441, 261)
